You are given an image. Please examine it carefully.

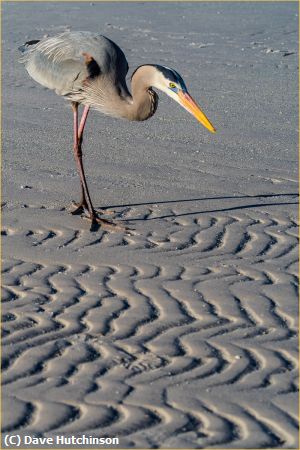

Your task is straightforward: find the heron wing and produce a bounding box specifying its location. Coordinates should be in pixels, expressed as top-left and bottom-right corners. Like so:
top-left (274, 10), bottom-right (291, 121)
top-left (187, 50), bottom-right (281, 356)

top-left (19, 31), bottom-right (129, 97)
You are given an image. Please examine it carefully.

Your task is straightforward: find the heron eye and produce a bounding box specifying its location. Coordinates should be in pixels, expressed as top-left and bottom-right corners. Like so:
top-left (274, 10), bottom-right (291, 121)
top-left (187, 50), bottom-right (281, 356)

top-left (169, 82), bottom-right (177, 89)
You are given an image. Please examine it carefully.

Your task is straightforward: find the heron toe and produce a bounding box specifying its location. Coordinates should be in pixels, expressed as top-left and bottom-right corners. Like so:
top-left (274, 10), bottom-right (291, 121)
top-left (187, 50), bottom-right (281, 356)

top-left (98, 207), bottom-right (115, 215)
top-left (71, 201), bottom-right (115, 216)
top-left (83, 213), bottom-right (129, 233)
top-left (70, 201), bottom-right (86, 215)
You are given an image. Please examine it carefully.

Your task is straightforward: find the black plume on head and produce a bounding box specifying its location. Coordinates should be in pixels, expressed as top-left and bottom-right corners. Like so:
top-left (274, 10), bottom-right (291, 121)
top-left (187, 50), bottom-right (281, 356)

top-left (153, 65), bottom-right (187, 90)
top-left (131, 64), bottom-right (187, 90)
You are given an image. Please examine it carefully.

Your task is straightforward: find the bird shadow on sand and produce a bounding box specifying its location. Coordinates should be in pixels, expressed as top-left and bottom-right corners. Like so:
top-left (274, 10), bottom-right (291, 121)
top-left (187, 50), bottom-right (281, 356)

top-left (103, 193), bottom-right (298, 222)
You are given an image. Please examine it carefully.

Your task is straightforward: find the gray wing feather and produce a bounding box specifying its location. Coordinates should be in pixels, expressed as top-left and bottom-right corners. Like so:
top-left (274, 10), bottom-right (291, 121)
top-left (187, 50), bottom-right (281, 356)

top-left (19, 31), bottom-right (129, 97)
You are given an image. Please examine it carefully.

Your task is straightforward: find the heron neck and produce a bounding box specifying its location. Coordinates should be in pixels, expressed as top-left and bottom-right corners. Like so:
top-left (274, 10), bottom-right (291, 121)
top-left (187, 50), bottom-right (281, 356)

top-left (82, 67), bottom-right (158, 121)
top-left (127, 88), bottom-right (157, 121)
top-left (128, 66), bottom-right (158, 121)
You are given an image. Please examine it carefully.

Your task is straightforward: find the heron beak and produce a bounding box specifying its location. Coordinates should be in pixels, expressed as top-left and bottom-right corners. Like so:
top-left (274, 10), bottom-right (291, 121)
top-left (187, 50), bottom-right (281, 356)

top-left (178, 90), bottom-right (216, 133)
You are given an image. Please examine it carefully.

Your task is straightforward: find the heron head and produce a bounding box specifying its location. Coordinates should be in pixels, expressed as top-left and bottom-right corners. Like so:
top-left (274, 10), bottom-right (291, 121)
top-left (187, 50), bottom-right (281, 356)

top-left (151, 65), bottom-right (216, 133)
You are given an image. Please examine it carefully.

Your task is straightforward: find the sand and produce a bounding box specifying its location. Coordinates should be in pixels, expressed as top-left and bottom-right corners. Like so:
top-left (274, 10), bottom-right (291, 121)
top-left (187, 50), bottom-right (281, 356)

top-left (2, 1), bottom-right (298, 448)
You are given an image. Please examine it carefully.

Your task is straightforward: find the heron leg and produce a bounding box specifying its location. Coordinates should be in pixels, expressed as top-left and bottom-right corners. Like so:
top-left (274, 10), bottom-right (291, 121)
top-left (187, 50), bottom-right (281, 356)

top-left (71, 102), bottom-right (82, 214)
top-left (71, 102), bottom-right (91, 215)
top-left (71, 103), bottom-right (124, 232)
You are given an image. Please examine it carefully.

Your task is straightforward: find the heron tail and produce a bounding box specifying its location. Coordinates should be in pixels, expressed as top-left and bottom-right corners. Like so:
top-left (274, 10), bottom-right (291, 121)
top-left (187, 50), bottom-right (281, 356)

top-left (18, 39), bottom-right (40, 53)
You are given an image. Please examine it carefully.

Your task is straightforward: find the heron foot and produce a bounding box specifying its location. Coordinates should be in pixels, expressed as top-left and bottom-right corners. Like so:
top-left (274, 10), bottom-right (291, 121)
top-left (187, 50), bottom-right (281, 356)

top-left (98, 206), bottom-right (115, 215)
top-left (70, 201), bottom-right (115, 216)
top-left (83, 213), bottom-right (133, 234)
top-left (71, 201), bottom-right (86, 215)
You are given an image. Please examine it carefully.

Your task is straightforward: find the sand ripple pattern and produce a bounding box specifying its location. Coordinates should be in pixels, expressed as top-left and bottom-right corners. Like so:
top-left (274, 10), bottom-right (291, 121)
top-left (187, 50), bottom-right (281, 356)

top-left (1, 206), bottom-right (298, 448)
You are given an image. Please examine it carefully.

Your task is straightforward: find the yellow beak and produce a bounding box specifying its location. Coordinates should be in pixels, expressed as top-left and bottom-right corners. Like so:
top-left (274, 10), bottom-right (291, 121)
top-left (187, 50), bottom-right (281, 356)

top-left (178, 90), bottom-right (216, 133)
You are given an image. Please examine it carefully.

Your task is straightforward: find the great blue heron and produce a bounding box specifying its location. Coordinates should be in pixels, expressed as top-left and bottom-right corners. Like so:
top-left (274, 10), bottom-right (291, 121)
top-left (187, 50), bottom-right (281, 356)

top-left (19, 31), bottom-right (216, 231)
